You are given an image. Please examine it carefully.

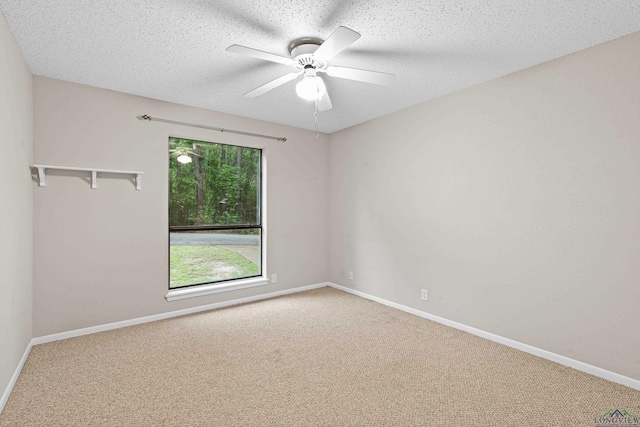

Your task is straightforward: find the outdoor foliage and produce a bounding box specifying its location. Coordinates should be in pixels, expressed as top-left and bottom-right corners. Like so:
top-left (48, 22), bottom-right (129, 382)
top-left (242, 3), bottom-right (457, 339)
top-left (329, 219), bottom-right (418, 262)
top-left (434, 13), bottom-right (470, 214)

top-left (169, 137), bottom-right (261, 226)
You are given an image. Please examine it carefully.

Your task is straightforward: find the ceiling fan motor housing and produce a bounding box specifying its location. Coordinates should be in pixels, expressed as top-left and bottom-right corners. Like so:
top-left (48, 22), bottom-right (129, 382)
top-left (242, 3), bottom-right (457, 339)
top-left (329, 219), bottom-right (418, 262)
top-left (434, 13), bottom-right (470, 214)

top-left (289, 38), bottom-right (327, 71)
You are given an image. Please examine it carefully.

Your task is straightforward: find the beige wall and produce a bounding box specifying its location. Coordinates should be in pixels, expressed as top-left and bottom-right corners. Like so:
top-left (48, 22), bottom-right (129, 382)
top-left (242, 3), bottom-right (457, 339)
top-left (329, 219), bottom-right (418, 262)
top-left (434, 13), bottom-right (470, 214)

top-left (33, 77), bottom-right (329, 336)
top-left (0, 12), bottom-right (33, 399)
top-left (329, 32), bottom-right (640, 380)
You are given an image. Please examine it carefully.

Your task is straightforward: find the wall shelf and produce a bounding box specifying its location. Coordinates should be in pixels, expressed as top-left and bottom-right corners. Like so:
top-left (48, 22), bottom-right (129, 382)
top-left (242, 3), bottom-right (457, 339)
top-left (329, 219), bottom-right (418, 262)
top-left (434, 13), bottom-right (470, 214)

top-left (33, 164), bottom-right (144, 191)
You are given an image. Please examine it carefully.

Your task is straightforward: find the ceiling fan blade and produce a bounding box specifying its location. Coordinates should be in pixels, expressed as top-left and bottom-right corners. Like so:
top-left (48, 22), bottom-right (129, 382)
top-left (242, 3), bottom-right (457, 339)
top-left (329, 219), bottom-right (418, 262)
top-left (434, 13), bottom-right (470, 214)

top-left (316, 90), bottom-right (333, 112)
top-left (326, 66), bottom-right (394, 86)
top-left (226, 45), bottom-right (294, 66)
top-left (313, 26), bottom-right (361, 61)
top-left (244, 72), bottom-right (299, 98)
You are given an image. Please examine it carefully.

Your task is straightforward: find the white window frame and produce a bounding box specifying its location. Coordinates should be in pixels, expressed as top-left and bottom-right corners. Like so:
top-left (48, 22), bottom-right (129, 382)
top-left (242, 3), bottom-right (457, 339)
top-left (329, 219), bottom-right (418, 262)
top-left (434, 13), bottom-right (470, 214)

top-left (165, 141), bottom-right (268, 301)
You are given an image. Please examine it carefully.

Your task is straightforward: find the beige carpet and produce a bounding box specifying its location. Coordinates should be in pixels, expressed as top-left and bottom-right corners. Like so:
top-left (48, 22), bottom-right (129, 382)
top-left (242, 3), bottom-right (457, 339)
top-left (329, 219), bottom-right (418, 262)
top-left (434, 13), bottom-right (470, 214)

top-left (1, 287), bottom-right (638, 426)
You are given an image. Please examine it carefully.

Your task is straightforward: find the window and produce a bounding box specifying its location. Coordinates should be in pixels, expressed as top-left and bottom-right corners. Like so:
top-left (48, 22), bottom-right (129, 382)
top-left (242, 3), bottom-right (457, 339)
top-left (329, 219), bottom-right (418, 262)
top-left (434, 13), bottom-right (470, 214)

top-left (168, 137), bottom-right (263, 293)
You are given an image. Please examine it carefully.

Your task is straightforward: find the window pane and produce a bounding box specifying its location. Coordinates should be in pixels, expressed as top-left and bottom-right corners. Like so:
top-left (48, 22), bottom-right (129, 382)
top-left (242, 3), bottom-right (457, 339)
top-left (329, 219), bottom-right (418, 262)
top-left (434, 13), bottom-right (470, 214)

top-left (169, 136), bottom-right (263, 289)
top-left (169, 229), bottom-right (261, 289)
top-left (169, 138), bottom-right (261, 227)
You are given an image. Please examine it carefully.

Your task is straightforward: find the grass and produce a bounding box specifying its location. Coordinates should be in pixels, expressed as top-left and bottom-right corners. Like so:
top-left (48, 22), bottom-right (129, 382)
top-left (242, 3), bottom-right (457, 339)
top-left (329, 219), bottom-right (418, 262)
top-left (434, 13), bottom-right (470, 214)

top-left (170, 245), bottom-right (259, 288)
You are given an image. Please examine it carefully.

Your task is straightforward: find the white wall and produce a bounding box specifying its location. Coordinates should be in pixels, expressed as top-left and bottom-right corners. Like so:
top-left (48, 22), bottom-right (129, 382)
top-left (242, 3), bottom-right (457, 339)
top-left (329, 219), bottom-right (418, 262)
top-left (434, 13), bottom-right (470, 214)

top-left (329, 32), bottom-right (640, 380)
top-left (0, 11), bottom-right (33, 401)
top-left (33, 77), bottom-right (329, 336)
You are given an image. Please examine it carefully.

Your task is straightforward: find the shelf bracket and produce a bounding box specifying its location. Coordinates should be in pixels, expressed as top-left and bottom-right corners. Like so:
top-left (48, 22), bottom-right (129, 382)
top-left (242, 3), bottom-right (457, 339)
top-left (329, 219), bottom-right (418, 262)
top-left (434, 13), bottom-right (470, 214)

top-left (36, 166), bottom-right (47, 187)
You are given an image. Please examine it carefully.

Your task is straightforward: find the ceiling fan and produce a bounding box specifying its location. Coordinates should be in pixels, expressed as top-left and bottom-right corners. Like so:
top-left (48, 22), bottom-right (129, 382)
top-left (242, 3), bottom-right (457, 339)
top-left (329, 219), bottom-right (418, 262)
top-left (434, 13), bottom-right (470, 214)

top-left (226, 26), bottom-right (394, 112)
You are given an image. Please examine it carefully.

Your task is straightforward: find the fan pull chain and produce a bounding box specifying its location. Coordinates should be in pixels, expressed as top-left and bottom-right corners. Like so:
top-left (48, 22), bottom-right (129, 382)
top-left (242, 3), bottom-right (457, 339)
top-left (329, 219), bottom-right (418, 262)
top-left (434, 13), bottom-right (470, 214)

top-left (313, 100), bottom-right (320, 139)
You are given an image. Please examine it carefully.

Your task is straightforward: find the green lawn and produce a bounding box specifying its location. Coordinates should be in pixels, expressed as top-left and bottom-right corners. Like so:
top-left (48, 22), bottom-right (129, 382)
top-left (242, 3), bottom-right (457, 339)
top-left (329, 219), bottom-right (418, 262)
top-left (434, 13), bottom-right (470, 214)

top-left (170, 245), bottom-right (259, 288)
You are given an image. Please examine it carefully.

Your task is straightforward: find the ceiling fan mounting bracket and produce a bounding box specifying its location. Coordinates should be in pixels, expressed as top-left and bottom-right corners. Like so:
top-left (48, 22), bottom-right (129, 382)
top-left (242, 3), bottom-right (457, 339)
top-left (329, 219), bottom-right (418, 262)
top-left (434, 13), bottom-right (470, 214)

top-left (288, 37), bottom-right (323, 55)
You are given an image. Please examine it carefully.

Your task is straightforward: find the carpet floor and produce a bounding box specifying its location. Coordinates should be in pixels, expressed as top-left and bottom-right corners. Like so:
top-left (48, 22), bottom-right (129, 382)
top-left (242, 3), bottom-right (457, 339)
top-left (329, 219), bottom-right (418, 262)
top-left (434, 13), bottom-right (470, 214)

top-left (1, 287), bottom-right (638, 426)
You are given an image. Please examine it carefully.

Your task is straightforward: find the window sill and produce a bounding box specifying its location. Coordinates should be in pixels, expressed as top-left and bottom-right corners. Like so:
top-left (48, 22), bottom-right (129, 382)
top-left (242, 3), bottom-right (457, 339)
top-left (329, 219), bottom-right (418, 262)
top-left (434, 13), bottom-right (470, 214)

top-left (166, 277), bottom-right (269, 302)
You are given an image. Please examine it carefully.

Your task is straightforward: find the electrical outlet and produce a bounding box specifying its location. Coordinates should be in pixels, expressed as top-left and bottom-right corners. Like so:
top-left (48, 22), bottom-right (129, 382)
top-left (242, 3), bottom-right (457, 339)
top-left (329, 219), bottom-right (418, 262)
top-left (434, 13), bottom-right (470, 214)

top-left (421, 289), bottom-right (429, 301)
top-left (271, 273), bottom-right (277, 283)
top-left (348, 271), bottom-right (354, 280)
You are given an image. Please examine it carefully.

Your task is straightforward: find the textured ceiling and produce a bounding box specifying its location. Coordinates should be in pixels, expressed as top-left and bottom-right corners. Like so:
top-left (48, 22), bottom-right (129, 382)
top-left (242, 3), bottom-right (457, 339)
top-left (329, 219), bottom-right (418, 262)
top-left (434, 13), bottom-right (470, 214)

top-left (1, 1), bottom-right (639, 133)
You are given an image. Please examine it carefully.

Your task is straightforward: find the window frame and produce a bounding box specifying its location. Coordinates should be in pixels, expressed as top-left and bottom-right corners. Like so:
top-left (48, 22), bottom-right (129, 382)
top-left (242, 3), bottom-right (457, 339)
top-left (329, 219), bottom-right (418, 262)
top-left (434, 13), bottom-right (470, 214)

top-left (165, 137), bottom-right (268, 301)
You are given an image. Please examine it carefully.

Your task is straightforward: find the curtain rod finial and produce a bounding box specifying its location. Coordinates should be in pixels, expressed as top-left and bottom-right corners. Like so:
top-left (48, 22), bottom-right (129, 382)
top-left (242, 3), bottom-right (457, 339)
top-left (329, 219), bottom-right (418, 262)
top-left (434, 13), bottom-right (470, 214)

top-left (137, 115), bottom-right (151, 121)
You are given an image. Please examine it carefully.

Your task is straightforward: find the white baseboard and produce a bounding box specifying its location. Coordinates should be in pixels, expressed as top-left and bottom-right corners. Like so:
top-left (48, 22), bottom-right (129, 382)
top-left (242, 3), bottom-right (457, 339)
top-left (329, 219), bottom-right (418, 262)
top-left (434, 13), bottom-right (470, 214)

top-left (32, 282), bottom-right (328, 345)
top-left (0, 341), bottom-right (33, 415)
top-left (327, 282), bottom-right (640, 392)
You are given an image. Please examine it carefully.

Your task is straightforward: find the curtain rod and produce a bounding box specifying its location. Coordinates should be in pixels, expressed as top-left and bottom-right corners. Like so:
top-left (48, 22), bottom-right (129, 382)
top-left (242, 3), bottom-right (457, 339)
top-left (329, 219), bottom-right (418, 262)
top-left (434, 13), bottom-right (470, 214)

top-left (136, 114), bottom-right (287, 142)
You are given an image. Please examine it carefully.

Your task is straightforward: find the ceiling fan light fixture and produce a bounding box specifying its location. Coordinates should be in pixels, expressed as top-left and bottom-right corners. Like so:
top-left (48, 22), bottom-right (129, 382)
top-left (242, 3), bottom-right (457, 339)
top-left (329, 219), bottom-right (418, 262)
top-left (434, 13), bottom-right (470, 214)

top-left (177, 154), bottom-right (192, 164)
top-left (296, 75), bottom-right (326, 101)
